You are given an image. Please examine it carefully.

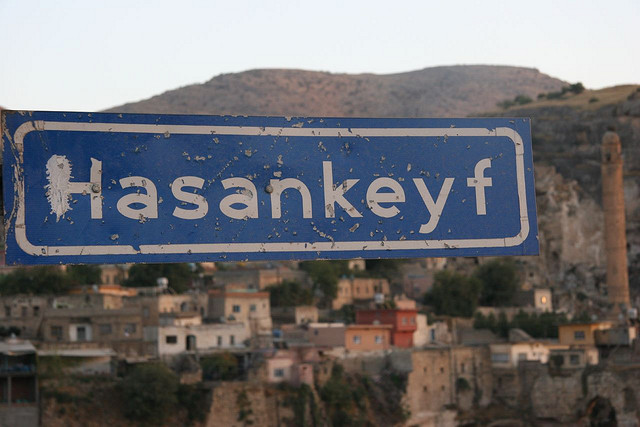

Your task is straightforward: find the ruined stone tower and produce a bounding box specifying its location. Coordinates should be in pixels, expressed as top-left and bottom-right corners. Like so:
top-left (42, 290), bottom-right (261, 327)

top-left (601, 130), bottom-right (630, 314)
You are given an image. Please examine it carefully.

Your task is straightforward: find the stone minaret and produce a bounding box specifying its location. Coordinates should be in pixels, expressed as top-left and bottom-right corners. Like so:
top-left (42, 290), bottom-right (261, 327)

top-left (601, 130), bottom-right (630, 314)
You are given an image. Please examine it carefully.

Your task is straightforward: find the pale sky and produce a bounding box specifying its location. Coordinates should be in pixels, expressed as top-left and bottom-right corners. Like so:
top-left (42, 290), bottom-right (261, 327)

top-left (1, 0), bottom-right (638, 112)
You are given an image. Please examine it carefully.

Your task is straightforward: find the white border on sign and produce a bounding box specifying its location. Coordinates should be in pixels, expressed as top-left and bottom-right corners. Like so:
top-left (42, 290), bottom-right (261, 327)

top-left (11, 120), bottom-right (530, 257)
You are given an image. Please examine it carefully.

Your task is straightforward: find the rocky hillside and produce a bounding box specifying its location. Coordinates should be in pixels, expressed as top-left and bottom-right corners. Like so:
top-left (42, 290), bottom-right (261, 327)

top-left (503, 86), bottom-right (640, 310)
top-left (105, 65), bottom-right (564, 117)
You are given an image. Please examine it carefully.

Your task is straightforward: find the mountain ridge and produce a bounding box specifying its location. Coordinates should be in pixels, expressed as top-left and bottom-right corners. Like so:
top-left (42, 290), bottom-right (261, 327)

top-left (105, 65), bottom-right (565, 118)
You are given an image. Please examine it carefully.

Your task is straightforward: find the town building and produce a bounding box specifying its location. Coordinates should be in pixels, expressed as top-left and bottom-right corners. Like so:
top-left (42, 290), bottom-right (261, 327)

top-left (307, 323), bottom-right (346, 348)
top-left (332, 277), bottom-right (391, 310)
top-left (98, 265), bottom-right (129, 286)
top-left (356, 308), bottom-right (418, 347)
top-left (208, 289), bottom-right (272, 345)
top-left (0, 337), bottom-right (38, 427)
top-left (147, 321), bottom-right (248, 357)
top-left (39, 307), bottom-right (149, 357)
top-left (212, 266), bottom-right (309, 290)
top-left (295, 306), bottom-right (318, 325)
top-left (558, 322), bottom-right (614, 347)
top-left (345, 324), bottom-right (391, 352)
top-left (0, 295), bottom-right (49, 339)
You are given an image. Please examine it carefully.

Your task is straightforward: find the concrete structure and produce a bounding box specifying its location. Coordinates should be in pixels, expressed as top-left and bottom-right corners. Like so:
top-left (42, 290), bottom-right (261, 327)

top-left (126, 293), bottom-right (208, 327)
top-left (263, 349), bottom-right (318, 386)
top-left (344, 324), bottom-right (391, 352)
top-left (40, 307), bottom-right (148, 357)
top-left (99, 265), bottom-right (129, 285)
top-left (355, 308), bottom-right (418, 347)
top-left (212, 267), bottom-right (308, 290)
top-left (558, 322), bottom-right (613, 347)
top-left (332, 277), bottom-right (390, 310)
top-left (307, 323), bottom-right (346, 348)
top-left (68, 283), bottom-right (136, 298)
top-left (208, 290), bottom-right (272, 340)
top-left (0, 337), bottom-right (38, 427)
top-left (514, 288), bottom-right (553, 312)
top-left (404, 346), bottom-right (492, 425)
top-left (37, 348), bottom-right (117, 375)
top-left (147, 322), bottom-right (248, 357)
top-left (601, 130), bottom-right (630, 314)
top-left (400, 258), bottom-right (446, 298)
top-left (0, 295), bottom-right (49, 339)
top-left (294, 306), bottom-right (318, 325)
top-left (548, 347), bottom-right (599, 369)
top-left (594, 325), bottom-right (637, 346)
top-left (490, 341), bottom-right (566, 368)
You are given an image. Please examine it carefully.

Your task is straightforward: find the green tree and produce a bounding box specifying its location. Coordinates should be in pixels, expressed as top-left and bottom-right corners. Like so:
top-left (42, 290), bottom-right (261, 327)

top-left (119, 363), bottom-right (179, 425)
top-left (66, 265), bottom-right (102, 286)
top-left (200, 352), bottom-right (240, 381)
top-left (267, 280), bottom-right (313, 307)
top-left (474, 259), bottom-right (519, 307)
top-left (423, 270), bottom-right (481, 317)
top-left (320, 365), bottom-right (355, 426)
top-left (124, 263), bottom-right (195, 293)
top-left (0, 266), bottom-right (72, 295)
top-left (299, 260), bottom-right (349, 301)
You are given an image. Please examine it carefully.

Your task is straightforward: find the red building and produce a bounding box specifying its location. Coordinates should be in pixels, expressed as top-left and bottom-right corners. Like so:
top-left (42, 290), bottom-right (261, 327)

top-left (355, 308), bottom-right (418, 348)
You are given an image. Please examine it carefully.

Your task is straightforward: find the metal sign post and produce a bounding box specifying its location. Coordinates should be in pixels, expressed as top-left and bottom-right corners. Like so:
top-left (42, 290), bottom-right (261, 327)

top-left (2, 111), bottom-right (538, 264)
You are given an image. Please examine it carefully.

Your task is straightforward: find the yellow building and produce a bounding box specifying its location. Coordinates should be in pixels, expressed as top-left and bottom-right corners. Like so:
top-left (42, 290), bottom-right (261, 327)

top-left (558, 322), bottom-right (613, 346)
top-left (208, 290), bottom-right (272, 339)
top-left (332, 277), bottom-right (391, 310)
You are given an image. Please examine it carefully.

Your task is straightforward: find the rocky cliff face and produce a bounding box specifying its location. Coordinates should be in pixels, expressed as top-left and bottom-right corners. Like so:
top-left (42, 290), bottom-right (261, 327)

top-left (505, 87), bottom-right (640, 309)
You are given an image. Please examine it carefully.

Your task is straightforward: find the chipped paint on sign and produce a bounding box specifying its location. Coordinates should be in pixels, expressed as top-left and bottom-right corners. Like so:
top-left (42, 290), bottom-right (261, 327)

top-left (1, 111), bottom-right (538, 265)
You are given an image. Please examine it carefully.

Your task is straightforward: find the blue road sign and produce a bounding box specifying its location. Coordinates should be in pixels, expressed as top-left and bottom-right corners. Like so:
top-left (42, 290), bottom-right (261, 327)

top-left (2, 111), bottom-right (538, 265)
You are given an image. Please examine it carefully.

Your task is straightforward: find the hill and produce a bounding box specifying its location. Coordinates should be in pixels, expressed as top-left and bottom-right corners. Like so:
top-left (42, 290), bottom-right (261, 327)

top-left (106, 67), bottom-right (640, 311)
top-left (105, 65), bottom-right (564, 117)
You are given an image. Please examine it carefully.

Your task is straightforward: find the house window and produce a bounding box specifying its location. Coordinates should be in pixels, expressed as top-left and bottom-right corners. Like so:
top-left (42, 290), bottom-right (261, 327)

top-left (250, 304), bottom-right (256, 312)
top-left (232, 305), bottom-right (241, 313)
top-left (274, 368), bottom-right (285, 378)
top-left (99, 324), bottom-right (112, 335)
top-left (33, 306), bottom-right (40, 316)
top-left (124, 323), bottom-right (137, 336)
top-left (492, 353), bottom-right (510, 363)
top-left (21, 307), bottom-right (27, 317)
top-left (230, 335), bottom-right (235, 345)
top-left (440, 367), bottom-right (444, 373)
top-left (217, 336), bottom-right (223, 346)
top-left (143, 307), bottom-right (150, 318)
top-left (540, 296), bottom-right (548, 304)
top-left (518, 353), bottom-right (527, 361)
top-left (402, 317), bottom-right (407, 325)
top-left (375, 335), bottom-right (383, 344)
top-left (461, 363), bottom-right (465, 373)
top-left (574, 331), bottom-right (586, 340)
top-left (166, 335), bottom-right (178, 344)
top-left (353, 335), bottom-right (361, 344)
top-left (423, 386), bottom-right (427, 392)
top-left (51, 325), bottom-right (63, 340)
top-left (570, 354), bottom-right (580, 365)
top-left (4, 306), bottom-right (10, 317)
top-left (410, 317), bottom-right (416, 324)
top-left (76, 326), bottom-right (87, 342)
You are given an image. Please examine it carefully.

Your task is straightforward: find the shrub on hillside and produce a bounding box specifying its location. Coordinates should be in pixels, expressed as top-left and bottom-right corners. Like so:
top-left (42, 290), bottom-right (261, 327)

top-left (119, 363), bottom-right (179, 424)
